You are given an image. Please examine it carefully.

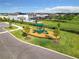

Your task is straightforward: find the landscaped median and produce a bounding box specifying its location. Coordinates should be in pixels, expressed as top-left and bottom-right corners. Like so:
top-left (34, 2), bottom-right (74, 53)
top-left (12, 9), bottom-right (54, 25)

top-left (5, 26), bottom-right (17, 31)
top-left (4, 22), bottom-right (22, 32)
top-left (10, 23), bottom-right (79, 58)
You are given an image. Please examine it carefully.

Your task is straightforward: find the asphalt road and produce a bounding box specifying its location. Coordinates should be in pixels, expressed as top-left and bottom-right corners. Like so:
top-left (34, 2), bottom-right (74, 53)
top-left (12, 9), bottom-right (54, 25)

top-left (0, 22), bottom-right (9, 28)
top-left (0, 22), bottom-right (9, 32)
top-left (0, 23), bottom-right (75, 59)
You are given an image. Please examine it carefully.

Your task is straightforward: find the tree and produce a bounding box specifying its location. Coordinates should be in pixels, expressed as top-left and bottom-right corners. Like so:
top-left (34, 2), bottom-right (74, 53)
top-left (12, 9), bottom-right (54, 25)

top-left (12, 18), bottom-right (15, 23)
top-left (22, 26), bottom-right (30, 37)
top-left (54, 22), bottom-right (60, 43)
top-left (35, 19), bottom-right (38, 24)
top-left (3, 17), bottom-right (6, 21)
top-left (0, 17), bottom-right (3, 22)
top-left (8, 18), bottom-right (12, 28)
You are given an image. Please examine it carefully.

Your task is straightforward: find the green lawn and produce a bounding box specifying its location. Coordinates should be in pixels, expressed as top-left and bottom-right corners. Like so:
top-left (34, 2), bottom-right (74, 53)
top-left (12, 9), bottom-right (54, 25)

top-left (67, 20), bottom-right (79, 25)
top-left (15, 23), bottom-right (35, 28)
top-left (11, 28), bottom-right (79, 58)
top-left (41, 20), bottom-right (79, 33)
top-left (5, 26), bottom-right (17, 31)
top-left (9, 22), bottom-right (79, 58)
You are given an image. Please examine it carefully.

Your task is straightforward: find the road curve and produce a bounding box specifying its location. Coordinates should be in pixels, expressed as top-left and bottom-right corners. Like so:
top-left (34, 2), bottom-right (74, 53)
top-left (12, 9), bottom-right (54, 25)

top-left (0, 32), bottom-right (75, 59)
top-left (0, 22), bottom-right (76, 59)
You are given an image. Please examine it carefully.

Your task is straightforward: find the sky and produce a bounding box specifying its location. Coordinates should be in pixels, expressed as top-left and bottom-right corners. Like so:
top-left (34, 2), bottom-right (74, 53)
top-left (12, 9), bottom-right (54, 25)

top-left (0, 0), bottom-right (79, 13)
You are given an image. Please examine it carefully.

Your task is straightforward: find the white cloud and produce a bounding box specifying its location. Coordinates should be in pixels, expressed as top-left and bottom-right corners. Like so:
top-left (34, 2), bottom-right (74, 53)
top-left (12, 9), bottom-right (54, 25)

top-left (34, 6), bottom-right (79, 13)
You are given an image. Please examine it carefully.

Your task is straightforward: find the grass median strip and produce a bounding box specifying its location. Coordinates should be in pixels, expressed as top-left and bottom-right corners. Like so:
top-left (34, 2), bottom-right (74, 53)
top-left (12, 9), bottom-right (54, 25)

top-left (5, 26), bottom-right (17, 31)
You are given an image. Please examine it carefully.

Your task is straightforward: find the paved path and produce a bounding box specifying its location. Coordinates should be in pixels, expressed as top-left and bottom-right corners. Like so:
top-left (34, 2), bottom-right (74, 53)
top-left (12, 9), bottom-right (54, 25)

top-left (0, 22), bottom-right (76, 59)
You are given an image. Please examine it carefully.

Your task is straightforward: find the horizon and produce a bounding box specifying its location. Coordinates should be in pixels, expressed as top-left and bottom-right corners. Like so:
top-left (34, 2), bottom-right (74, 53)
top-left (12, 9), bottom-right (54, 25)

top-left (0, 0), bottom-right (79, 13)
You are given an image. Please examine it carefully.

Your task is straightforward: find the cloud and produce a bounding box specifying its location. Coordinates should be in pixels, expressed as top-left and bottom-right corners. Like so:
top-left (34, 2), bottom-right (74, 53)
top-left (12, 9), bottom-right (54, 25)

top-left (34, 6), bottom-right (79, 13)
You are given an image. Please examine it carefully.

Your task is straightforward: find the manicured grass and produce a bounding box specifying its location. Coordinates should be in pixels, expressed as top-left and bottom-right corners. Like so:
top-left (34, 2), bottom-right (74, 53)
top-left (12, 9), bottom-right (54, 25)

top-left (5, 26), bottom-right (17, 31)
top-left (11, 28), bottom-right (79, 58)
top-left (41, 20), bottom-right (79, 33)
top-left (11, 30), bottom-right (25, 40)
top-left (15, 23), bottom-right (35, 28)
top-left (67, 20), bottom-right (79, 25)
top-left (59, 31), bottom-right (79, 58)
top-left (10, 22), bottom-right (79, 58)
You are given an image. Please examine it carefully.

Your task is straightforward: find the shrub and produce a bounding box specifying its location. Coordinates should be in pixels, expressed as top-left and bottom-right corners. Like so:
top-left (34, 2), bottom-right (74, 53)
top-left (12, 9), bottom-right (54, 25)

top-left (23, 25), bottom-right (30, 35)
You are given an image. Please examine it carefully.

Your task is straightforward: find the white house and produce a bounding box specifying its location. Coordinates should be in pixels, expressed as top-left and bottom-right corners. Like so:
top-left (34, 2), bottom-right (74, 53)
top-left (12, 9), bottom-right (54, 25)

top-left (16, 15), bottom-right (35, 22)
top-left (0, 14), bottom-right (35, 22)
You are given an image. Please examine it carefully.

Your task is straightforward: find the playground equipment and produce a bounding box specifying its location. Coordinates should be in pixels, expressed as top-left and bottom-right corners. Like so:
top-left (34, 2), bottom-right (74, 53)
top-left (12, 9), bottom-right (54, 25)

top-left (23, 22), bottom-right (60, 40)
top-left (33, 22), bottom-right (48, 34)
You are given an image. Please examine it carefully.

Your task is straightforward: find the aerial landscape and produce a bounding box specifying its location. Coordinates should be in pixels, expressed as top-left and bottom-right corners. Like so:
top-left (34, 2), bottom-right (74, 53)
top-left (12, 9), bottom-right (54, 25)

top-left (0, 0), bottom-right (79, 59)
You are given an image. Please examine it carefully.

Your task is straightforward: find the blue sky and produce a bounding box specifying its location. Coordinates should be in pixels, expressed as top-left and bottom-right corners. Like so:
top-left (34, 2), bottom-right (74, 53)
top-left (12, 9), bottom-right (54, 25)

top-left (0, 0), bottom-right (79, 13)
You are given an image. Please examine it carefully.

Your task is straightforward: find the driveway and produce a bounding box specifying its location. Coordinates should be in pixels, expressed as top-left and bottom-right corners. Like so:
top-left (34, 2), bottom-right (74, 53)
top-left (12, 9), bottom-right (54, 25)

top-left (0, 22), bottom-right (76, 59)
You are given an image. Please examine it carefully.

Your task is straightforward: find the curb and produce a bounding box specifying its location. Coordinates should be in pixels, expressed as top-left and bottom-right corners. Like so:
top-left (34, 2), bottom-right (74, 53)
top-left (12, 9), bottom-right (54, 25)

top-left (9, 32), bottom-right (78, 59)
